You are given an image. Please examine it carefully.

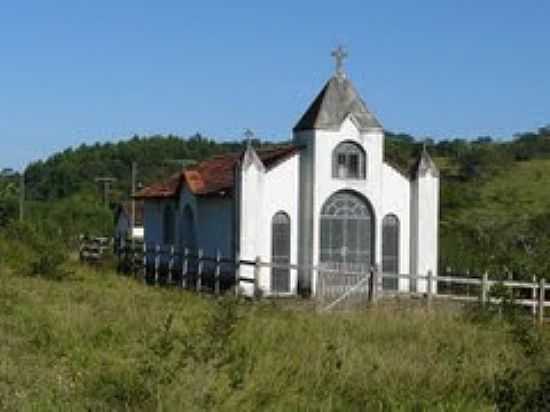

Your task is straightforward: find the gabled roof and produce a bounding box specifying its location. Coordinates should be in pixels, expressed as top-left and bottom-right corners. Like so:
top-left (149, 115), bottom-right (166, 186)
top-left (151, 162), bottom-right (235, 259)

top-left (294, 75), bottom-right (382, 132)
top-left (135, 145), bottom-right (301, 199)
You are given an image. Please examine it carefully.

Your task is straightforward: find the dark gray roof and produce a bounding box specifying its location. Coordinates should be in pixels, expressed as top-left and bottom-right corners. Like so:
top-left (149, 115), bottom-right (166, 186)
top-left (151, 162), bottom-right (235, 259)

top-left (294, 75), bottom-right (382, 132)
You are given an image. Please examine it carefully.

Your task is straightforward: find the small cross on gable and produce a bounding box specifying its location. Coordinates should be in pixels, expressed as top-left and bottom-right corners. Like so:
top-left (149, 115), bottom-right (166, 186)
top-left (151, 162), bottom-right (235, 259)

top-left (331, 45), bottom-right (348, 77)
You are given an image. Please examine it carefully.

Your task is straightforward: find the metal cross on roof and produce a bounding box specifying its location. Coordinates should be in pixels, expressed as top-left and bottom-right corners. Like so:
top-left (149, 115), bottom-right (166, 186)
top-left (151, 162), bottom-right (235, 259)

top-left (331, 45), bottom-right (348, 77)
top-left (244, 128), bottom-right (255, 148)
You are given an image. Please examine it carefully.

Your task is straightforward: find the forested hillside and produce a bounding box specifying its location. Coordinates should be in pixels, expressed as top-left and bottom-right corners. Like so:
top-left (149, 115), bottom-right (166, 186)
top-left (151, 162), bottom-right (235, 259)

top-left (2, 126), bottom-right (550, 279)
top-left (23, 134), bottom-right (253, 201)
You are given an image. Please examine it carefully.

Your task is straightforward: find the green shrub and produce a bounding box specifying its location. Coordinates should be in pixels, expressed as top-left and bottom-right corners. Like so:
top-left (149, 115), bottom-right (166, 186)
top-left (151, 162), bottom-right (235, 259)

top-left (0, 220), bottom-right (70, 280)
top-left (488, 314), bottom-right (550, 411)
top-left (491, 361), bottom-right (550, 411)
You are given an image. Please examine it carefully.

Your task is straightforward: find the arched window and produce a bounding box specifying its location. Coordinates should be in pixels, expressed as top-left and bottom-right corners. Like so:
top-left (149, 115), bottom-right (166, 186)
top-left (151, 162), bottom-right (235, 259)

top-left (382, 214), bottom-right (399, 290)
top-left (272, 212), bottom-right (291, 293)
top-left (163, 204), bottom-right (175, 244)
top-left (332, 142), bottom-right (366, 179)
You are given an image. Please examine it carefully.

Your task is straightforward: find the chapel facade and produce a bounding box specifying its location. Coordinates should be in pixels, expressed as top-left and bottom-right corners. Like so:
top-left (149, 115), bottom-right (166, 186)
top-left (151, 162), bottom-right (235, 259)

top-left (137, 52), bottom-right (440, 297)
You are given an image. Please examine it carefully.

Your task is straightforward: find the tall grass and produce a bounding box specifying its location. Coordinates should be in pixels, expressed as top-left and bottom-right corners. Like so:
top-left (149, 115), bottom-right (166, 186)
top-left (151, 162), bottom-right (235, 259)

top-left (0, 261), bottom-right (548, 411)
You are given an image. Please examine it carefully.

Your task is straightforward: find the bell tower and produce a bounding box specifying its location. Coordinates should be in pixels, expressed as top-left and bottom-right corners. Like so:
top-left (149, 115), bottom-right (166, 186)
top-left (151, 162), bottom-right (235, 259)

top-left (293, 46), bottom-right (385, 294)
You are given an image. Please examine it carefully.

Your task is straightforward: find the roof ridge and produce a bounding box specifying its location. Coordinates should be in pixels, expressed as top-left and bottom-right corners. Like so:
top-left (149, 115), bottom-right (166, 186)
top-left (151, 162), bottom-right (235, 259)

top-left (294, 75), bottom-right (381, 132)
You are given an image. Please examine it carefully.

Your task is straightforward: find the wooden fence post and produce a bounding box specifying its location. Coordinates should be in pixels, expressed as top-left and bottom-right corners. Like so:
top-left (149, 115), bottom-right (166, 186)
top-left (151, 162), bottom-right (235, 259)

top-left (234, 253), bottom-right (240, 297)
top-left (445, 266), bottom-right (451, 294)
top-left (196, 249), bottom-right (204, 293)
top-left (360, 266), bottom-right (368, 307)
top-left (142, 242), bottom-right (147, 281)
top-left (132, 241), bottom-right (138, 277)
top-left (321, 271), bottom-right (326, 305)
top-left (427, 270), bottom-right (433, 309)
top-left (465, 269), bottom-right (471, 297)
top-left (538, 278), bottom-right (545, 326)
top-left (168, 245), bottom-right (174, 285)
top-left (481, 271), bottom-right (488, 307)
top-left (182, 248), bottom-right (189, 289)
top-left (254, 256), bottom-right (261, 297)
top-left (532, 275), bottom-right (537, 318)
top-left (215, 249), bottom-right (221, 295)
top-left (369, 266), bottom-right (378, 304)
top-left (154, 244), bottom-right (160, 285)
top-left (129, 242), bottom-right (133, 276)
top-left (377, 265), bottom-right (383, 298)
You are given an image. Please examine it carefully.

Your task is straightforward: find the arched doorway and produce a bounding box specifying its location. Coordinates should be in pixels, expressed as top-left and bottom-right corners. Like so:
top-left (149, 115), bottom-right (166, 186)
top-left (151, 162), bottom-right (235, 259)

top-left (181, 205), bottom-right (197, 251)
top-left (320, 191), bottom-right (374, 273)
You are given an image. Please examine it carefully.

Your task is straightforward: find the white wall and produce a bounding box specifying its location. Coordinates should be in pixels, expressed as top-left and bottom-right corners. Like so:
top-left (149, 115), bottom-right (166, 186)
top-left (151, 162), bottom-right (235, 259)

top-left (258, 154), bottom-right (300, 295)
top-left (132, 227), bottom-right (144, 239)
top-left (381, 164), bottom-right (411, 291)
top-left (305, 116), bottom-right (387, 295)
top-left (411, 172), bottom-right (440, 293)
top-left (238, 151), bottom-right (264, 296)
top-left (238, 149), bottom-right (300, 296)
top-left (295, 130), bottom-right (316, 294)
top-left (295, 115), bottom-right (419, 295)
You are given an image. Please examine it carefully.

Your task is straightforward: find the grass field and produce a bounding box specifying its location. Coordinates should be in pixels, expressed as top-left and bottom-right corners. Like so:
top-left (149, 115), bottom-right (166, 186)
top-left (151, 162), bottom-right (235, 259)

top-left (2, 263), bottom-right (549, 411)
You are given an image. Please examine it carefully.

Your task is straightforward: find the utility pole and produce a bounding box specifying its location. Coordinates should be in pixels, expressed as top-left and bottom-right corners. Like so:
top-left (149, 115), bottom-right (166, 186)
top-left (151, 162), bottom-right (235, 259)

top-left (19, 170), bottom-right (25, 222)
top-left (95, 177), bottom-right (117, 208)
top-left (131, 161), bottom-right (137, 240)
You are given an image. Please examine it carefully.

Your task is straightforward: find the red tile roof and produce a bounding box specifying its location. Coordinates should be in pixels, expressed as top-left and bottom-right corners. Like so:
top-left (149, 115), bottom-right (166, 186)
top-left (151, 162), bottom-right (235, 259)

top-left (135, 145), bottom-right (300, 199)
top-left (134, 173), bottom-right (182, 199)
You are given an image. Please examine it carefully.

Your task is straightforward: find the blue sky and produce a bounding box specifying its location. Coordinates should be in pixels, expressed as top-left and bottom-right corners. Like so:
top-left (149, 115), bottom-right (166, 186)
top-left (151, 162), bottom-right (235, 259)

top-left (2, 1), bottom-right (550, 170)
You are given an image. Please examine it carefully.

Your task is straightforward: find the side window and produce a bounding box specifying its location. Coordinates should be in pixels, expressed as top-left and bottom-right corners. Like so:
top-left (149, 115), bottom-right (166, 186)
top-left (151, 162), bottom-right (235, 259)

top-left (382, 214), bottom-right (400, 290)
top-left (332, 142), bottom-right (366, 179)
top-left (272, 212), bottom-right (291, 293)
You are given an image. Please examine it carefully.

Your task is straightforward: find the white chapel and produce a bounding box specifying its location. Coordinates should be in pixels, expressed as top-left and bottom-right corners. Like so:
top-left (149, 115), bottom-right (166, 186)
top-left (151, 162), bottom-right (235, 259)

top-left (137, 49), bottom-right (440, 297)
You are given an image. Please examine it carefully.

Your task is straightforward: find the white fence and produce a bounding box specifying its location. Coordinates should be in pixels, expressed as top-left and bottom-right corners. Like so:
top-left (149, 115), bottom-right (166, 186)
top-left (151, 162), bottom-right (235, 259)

top-left (79, 236), bottom-right (112, 263)
top-left (109, 242), bottom-right (549, 323)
